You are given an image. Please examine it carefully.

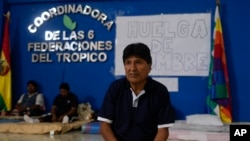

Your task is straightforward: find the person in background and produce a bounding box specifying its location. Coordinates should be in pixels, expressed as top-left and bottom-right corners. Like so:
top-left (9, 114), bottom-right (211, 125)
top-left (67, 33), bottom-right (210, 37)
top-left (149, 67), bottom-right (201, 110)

top-left (11, 80), bottom-right (45, 116)
top-left (98, 42), bottom-right (175, 141)
top-left (24, 82), bottom-right (78, 123)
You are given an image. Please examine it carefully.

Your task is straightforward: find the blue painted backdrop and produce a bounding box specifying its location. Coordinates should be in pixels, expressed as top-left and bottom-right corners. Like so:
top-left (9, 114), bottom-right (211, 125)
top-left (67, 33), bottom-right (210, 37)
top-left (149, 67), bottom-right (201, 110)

top-left (0, 0), bottom-right (249, 122)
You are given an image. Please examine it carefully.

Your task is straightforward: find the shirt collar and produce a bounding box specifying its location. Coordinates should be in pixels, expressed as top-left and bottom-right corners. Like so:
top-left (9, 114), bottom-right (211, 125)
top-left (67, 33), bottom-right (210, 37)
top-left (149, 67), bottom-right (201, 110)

top-left (130, 88), bottom-right (145, 108)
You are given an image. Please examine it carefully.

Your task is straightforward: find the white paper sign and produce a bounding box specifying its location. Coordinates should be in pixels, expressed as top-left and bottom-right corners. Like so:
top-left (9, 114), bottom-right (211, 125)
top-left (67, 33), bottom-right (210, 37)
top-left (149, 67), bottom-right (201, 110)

top-left (115, 13), bottom-right (211, 76)
top-left (153, 77), bottom-right (179, 92)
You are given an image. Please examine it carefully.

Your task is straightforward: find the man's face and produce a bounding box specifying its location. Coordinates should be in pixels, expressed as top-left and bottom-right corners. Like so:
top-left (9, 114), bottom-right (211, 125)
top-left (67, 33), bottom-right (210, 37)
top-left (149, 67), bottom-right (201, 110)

top-left (124, 56), bottom-right (151, 85)
top-left (27, 84), bottom-right (36, 93)
top-left (60, 88), bottom-right (69, 97)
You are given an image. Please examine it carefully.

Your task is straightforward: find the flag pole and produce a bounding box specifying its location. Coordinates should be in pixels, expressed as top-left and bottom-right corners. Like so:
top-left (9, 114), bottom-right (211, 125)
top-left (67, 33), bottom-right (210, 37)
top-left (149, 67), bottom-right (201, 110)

top-left (216, 0), bottom-right (220, 6)
top-left (216, 0), bottom-right (221, 13)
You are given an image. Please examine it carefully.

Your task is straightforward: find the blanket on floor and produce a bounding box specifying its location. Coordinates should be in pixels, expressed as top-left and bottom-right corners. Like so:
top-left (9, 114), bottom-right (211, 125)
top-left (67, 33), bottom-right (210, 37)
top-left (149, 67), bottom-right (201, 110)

top-left (0, 116), bottom-right (92, 134)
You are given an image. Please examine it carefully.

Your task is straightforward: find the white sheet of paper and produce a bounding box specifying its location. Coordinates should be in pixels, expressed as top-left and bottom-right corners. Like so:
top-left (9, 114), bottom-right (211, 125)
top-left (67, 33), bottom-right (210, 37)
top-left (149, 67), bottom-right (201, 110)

top-left (115, 13), bottom-right (211, 76)
top-left (152, 77), bottom-right (178, 92)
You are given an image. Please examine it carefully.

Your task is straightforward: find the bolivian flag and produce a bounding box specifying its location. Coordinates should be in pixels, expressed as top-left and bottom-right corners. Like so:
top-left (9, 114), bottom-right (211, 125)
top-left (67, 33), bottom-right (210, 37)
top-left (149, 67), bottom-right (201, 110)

top-left (0, 12), bottom-right (12, 111)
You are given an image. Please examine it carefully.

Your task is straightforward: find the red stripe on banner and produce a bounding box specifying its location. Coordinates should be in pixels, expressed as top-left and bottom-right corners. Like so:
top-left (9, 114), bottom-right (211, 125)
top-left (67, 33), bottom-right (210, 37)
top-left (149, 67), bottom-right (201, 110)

top-left (1, 14), bottom-right (11, 66)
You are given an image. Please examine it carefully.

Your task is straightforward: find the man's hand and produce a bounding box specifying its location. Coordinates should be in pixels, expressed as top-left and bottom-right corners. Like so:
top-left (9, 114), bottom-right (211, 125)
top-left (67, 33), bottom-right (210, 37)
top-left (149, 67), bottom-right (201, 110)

top-left (52, 115), bottom-right (57, 122)
top-left (58, 115), bottom-right (64, 122)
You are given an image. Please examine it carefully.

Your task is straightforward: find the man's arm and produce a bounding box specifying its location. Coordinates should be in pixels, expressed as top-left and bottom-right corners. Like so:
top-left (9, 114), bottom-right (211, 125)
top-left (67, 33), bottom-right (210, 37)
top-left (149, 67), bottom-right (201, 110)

top-left (28, 104), bottom-right (41, 110)
top-left (100, 121), bottom-right (118, 141)
top-left (15, 103), bottom-right (24, 110)
top-left (14, 103), bottom-right (26, 115)
top-left (14, 95), bottom-right (25, 112)
top-left (34, 94), bottom-right (45, 110)
top-left (51, 105), bottom-right (57, 122)
top-left (154, 128), bottom-right (169, 141)
top-left (64, 107), bottom-right (77, 117)
top-left (57, 107), bottom-right (77, 121)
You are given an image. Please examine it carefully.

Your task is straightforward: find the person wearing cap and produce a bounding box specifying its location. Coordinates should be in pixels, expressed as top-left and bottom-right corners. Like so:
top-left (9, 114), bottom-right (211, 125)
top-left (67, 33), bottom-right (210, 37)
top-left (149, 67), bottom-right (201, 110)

top-left (97, 43), bottom-right (175, 141)
top-left (23, 82), bottom-right (78, 123)
top-left (11, 80), bottom-right (45, 116)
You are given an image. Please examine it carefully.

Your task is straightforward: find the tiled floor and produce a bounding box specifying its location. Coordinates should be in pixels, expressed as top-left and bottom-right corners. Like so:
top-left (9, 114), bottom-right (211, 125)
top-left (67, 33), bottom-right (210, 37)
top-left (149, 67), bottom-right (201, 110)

top-left (0, 130), bottom-right (104, 141)
top-left (0, 130), bottom-right (229, 141)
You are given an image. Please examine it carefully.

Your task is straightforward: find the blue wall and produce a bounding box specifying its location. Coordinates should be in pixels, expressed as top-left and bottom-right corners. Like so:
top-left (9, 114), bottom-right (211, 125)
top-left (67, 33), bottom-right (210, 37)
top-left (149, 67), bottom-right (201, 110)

top-left (1, 0), bottom-right (250, 122)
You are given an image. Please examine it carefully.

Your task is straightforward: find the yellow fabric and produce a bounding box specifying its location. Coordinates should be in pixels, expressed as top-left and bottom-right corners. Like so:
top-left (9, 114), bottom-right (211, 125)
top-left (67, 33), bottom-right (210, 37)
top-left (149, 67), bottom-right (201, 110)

top-left (0, 61), bottom-right (12, 111)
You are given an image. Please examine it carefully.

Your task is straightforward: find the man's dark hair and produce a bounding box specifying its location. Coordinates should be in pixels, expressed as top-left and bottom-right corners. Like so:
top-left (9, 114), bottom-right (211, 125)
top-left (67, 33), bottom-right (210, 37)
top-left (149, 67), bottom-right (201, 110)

top-left (122, 42), bottom-right (152, 64)
top-left (59, 82), bottom-right (70, 91)
top-left (27, 80), bottom-right (38, 90)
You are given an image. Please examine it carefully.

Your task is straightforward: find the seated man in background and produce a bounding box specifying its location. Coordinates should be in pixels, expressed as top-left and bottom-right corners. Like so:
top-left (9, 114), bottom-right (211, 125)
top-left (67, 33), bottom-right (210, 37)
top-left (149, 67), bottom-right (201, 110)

top-left (24, 82), bottom-right (79, 123)
top-left (11, 80), bottom-right (45, 116)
